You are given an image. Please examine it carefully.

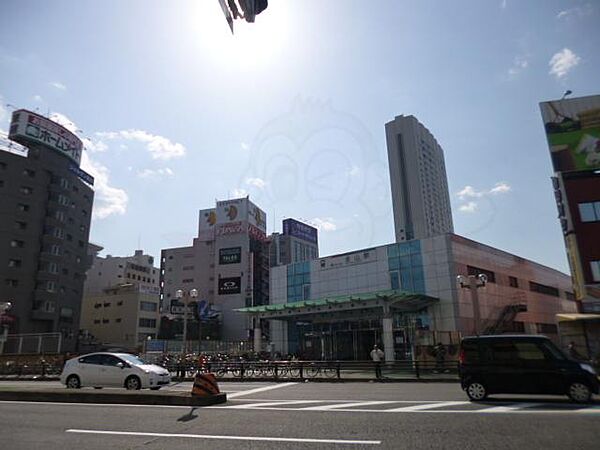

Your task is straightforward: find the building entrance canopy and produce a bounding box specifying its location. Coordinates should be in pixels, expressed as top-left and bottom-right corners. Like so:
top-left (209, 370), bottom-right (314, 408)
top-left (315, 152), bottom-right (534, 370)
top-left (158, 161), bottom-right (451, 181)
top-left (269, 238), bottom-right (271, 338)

top-left (236, 289), bottom-right (438, 322)
top-left (236, 289), bottom-right (438, 361)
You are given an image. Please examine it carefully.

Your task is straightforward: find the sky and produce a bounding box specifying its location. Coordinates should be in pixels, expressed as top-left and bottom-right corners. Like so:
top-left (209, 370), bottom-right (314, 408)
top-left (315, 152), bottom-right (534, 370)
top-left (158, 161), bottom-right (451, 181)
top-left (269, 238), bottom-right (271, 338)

top-left (0, 0), bottom-right (599, 274)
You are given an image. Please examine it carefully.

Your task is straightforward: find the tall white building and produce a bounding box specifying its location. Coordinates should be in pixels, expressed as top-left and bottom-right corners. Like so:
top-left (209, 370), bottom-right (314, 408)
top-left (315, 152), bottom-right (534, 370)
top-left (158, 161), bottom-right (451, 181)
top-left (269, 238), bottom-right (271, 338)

top-left (385, 115), bottom-right (454, 241)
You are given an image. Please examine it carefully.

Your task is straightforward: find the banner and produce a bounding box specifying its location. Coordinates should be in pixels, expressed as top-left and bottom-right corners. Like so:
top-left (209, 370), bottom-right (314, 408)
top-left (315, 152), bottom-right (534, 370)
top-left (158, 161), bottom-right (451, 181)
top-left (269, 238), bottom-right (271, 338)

top-left (219, 247), bottom-right (241, 265)
top-left (218, 277), bottom-right (241, 295)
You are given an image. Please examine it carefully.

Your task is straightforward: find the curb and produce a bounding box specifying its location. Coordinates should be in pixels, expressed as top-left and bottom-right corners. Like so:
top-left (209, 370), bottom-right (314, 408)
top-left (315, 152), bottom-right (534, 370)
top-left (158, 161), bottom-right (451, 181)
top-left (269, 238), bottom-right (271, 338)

top-left (0, 389), bottom-right (227, 406)
top-left (172, 377), bottom-right (459, 383)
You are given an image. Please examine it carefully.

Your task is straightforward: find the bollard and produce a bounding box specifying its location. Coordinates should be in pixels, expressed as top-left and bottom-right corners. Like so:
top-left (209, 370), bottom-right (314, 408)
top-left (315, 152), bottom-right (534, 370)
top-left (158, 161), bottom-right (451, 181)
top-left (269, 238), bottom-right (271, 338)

top-left (191, 372), bottom-right (221, 397)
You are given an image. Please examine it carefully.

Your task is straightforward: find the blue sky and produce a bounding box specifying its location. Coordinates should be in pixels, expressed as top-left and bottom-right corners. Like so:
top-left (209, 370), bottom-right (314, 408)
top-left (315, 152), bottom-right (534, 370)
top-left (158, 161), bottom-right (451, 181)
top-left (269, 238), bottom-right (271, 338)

top-left (1, 0), bottom-right (599, 273)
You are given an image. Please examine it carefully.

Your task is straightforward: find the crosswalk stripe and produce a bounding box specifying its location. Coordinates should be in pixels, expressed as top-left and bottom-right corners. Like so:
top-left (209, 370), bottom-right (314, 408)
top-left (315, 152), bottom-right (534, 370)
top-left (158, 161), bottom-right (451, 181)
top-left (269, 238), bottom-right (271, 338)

top-left (386, 401), bottom-right (470, 412)
top-left (479, 403), bottom-right (541, 413)
top-left (222, 400), bottom-right (323, 409)
top-left (302, 401), bottom-right (397, 411)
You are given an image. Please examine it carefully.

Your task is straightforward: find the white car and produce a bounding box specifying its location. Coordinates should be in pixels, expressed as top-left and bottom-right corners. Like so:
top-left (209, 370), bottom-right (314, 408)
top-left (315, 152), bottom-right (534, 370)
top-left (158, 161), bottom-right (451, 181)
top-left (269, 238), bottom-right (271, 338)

top-left (60, 352), bottom-right (171, 390)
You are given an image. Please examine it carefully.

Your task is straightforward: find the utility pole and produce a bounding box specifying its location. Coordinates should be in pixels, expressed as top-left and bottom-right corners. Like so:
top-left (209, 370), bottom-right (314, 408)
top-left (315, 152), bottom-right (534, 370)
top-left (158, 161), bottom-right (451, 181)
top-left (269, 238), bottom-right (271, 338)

top-left (457, 274), bottom-right (488, 335)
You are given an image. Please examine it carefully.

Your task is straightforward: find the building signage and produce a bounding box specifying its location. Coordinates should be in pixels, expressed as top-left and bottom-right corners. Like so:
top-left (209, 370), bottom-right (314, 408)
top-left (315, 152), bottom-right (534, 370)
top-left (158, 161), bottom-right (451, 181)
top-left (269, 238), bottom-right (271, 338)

top-left (218, 277), bottom-right (241, 295)
top-left (198, 208), bottom-right (216, 241)
top-left (68, 164), bottom-right (95, 186)
top-left (248, 200), bottom-right (267, 233)
top-left (9, 109), bottom-right (83, 165)
top-left (283, 218), bottom-right (318, 244)
top-left (216, 198), bottom-right (248, 224)
top-left (540, 95), bottom-right (600, 173)
top-left (219, 247), bottom-right (241, 265)
top-left (216, 221), bottom-right (245, 236)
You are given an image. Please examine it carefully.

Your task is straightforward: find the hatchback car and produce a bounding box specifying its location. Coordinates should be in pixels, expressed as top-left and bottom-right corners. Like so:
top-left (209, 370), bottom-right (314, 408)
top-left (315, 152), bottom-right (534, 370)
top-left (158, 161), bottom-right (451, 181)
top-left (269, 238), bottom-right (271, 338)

top-left (60, 352), bottom-right (171, 390)
top-left (459, 335), bottom-right (599, 403)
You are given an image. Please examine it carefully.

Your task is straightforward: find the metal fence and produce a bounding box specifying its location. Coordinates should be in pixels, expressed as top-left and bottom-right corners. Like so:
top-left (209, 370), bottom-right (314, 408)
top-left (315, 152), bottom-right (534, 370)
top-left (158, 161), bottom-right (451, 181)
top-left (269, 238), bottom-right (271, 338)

top-left (0, 333), bottom-right (62, 355)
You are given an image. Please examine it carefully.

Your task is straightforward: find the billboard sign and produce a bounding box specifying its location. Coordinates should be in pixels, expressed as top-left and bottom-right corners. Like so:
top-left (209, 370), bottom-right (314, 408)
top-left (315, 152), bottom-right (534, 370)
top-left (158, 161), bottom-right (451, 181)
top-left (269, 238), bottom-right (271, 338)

top-left (218, 277), bottom-right (241, 295)
top-left (283, 218), bottom-right (318, 244)
top-left (9, 109), bottom-right (83, 165)
top-left (540, 95), bottom-right (600, 173)
top-left (68, 164), bottom-right (94, 186)
top-left (216, 198), bottom-right (248, 224)
top-left (248, 200), bottom-right (267, 233)
top-left (219, 247), bottom-right (241, 265)
top-left (198, 208), bottom-right (216, 241)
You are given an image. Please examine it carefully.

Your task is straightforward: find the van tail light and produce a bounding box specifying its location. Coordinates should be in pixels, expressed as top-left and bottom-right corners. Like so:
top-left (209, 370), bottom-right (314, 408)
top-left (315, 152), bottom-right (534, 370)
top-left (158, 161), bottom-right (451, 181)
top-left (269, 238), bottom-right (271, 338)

top-left (458, 349), bottom-right (465, 365)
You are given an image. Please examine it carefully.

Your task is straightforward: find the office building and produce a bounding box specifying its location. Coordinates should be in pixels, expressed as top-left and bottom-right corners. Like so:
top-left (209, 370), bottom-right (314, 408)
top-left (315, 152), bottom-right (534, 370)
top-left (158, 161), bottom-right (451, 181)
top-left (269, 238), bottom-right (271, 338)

top-left (385, 115), bottom-right (454, 241)
top-left (0, 109), bottom-right (95, 352)
top-left (270, 218), bottom-right (319, 267)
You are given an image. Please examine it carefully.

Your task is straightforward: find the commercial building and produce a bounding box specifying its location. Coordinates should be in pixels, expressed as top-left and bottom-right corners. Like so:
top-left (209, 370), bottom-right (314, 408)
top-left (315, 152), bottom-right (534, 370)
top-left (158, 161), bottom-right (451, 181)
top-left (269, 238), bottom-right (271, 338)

top-left (0, 110), bottom-right (95, 352)
top-left (269, 218), bottom-right (319, 267)
top-left (159, 197), bottom-right (270, 343)
top-left (385, 115), bottom-right (454, 242)
top-left (243, 234), bottom-right (576, 360)
top-left (540, 94), bottom-right (600, 312)
top-left (79, 249), bottom-right (160, 348)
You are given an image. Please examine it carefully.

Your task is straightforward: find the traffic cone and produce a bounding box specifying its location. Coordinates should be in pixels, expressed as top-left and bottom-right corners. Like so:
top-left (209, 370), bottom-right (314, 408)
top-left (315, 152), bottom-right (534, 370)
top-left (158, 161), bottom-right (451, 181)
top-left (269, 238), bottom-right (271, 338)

top-left (191, 372), bottom-right (221, 396)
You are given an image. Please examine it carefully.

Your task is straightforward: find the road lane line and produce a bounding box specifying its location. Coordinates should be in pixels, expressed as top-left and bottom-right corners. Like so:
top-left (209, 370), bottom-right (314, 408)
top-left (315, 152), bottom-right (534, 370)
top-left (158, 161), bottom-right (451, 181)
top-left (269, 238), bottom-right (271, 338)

top-left (303, 401), bottom-right (397, 410)
top-left (65, 429), bottom-right (381, 445)
top-left (479, 403), bottom-right (541, 413)
top-left (227, 382), bottom-right (297, 398)
top-left (223, 400), bottom-right (324, 409)
top-left (386, 401), bottom-right (470, 412)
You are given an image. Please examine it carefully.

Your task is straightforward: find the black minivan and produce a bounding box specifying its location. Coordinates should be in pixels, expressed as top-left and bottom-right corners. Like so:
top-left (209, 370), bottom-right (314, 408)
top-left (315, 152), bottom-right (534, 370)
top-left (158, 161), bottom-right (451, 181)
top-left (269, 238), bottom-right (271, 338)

top-left (459, 335), bottom-right (599, 403)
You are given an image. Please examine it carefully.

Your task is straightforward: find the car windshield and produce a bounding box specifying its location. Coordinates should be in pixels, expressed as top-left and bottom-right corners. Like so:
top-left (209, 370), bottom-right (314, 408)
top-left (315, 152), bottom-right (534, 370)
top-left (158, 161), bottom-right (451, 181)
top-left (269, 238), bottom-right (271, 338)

top-left (116, 354), bottom-right (147, 366)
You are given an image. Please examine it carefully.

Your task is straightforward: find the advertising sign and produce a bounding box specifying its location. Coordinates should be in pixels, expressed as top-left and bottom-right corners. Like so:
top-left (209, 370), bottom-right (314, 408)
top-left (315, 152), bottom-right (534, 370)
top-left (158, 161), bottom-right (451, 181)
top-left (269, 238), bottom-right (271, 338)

top-left (68, 164), bottom-right (94, 186)
top-left (198, 208), bottom-right (216, 241)
top-left (219, 247), bottom-right (242, 265)
top-left (540, 95), bottom-right (600, 173)
top-left (218, 277), bottom-right (241, 295)
top-left (248, 200), bottom-right (267, 233)
top-left (9, 109), bottom-right (83, 165)
top-left (216, 198), bottom-right (248, 224)
top-left (216, 221), bottom-right (245, 236)
top-left (283, 218), bottom-right (318, 244)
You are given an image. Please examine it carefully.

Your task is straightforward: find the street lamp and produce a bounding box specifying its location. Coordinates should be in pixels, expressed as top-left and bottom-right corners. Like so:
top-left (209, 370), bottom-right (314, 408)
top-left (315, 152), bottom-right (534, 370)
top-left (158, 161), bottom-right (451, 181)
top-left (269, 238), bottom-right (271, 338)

top-left (457, 274), bottom-right (488, 335)
top-left (175, 289), bottom-right (198, 355)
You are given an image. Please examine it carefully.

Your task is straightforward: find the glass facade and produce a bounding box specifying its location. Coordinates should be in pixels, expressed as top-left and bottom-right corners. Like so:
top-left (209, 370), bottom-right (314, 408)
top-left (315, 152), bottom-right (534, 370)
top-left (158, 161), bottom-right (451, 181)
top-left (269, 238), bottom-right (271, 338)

top-left (287, 261), bottom-right (311, 302)
top-left (386, 240), bottom-right (426, 294)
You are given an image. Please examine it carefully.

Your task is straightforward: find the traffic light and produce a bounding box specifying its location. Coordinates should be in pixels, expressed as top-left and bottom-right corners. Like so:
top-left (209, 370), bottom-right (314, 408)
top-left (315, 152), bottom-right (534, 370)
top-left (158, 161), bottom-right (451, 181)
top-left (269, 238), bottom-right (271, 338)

top-left (218, 0), bottom-right (268, 33)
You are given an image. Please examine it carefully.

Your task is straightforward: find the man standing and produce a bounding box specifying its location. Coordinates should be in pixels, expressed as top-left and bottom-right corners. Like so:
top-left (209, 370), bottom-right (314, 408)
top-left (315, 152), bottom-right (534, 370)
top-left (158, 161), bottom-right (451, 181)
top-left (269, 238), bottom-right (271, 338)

top-left (370, 344), bottom-right (385, 379)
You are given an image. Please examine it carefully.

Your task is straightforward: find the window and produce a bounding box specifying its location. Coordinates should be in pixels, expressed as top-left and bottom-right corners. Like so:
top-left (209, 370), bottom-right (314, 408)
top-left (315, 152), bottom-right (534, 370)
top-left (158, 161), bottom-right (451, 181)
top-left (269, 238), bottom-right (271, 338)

top-left (182, 278), bottom-right (194, 283)
top-left (578, 202), bottom-right (600, 222)
top-left (15, 221), bottom-right (27, 230)
top-left (529, 281), bottom-right (559, 297)
top-left (10, 240), bottom-right (24, 248)
top-left (102, 319), bottom-right (109, 324)
top-left (50, 245), bottom-right (61, 256)
top-left (8, 259), bottom-right (21, 268)
top-left (116, 318), bottom-right (122, 323)
top-left (467, 265), bottom-right (496, 283)
top-left (23, 169), bottom-right (35, 177)
top-left (46, 281), bottom-right (56, 292)
top-left (509, 276), bottom-right (519, 288)
top-left (58, 194), bottom-right (70, 206)
top-left (565, 291), bottom-right (575, 301)
top-left (117, 301), bottom-right (123, 306)
top-left (55, 210), bottom-right (65, 222)
top-left (94, 303), bottom-right (101, 309)
top-left (536, 323), bottom-right (558, 334)
top-left (93, 319), bottom-right (100, 324)
top-left (60, 178), bottom-right (70, 189)
top-left (390, 271), bottom-right (400, 290)
top-left (183, 266), bottom-right (194, 271)
top-left (591, 261), bottom-right (600, 282)
top-left (140, 301), bottom-right (157, 312)
top-left (20, 186), bottom-right (33, 195)
top-left (48, 262), bottom-right (58, 273)
top-left (103, 302), bottom-right (111, 307)
top-left (5, 279), bottom-right (18, 287)
top-left (17, 203), bottom-right (30, 212)
top-left (53, 228), bottom-right (65, 239)
top-left (514, 342), bottom-right (546, 360)
top-left (139, 318), bottom-right (157, 328)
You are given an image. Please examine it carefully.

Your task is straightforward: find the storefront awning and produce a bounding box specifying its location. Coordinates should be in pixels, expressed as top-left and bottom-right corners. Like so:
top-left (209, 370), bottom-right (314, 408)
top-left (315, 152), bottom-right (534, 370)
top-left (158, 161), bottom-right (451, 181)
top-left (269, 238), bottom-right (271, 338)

top-left (235, 289), bottom-right (438, 321)
top-left (556, 313), bottom-right (600, 322)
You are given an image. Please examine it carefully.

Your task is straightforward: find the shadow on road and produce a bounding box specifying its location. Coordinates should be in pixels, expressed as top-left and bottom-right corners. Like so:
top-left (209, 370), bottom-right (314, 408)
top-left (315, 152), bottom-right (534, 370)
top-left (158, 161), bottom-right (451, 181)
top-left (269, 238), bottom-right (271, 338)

top-left (177, 407), bottom-right (198, 422)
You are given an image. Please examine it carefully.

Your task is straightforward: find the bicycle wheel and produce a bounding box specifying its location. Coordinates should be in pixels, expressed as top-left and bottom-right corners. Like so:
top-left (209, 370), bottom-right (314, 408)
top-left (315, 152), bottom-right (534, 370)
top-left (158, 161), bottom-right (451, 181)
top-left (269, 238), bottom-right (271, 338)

top-left (324, 367), bottom-right (338, 378)
top-left (306, 365), bottom-right (320, 378)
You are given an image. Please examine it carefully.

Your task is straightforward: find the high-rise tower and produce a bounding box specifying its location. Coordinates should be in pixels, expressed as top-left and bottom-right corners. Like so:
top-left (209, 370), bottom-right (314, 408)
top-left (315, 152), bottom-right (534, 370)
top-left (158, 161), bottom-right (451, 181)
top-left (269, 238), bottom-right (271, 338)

top-left (385, 115), bottom-right (454, 241)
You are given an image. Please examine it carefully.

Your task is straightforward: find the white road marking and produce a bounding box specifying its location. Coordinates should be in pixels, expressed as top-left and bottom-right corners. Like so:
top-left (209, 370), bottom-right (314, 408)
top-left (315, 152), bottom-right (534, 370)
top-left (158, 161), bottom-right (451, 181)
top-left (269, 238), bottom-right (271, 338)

top-left (386, 401), bottom-right (470, 412)
top-left (479, 403), bottom-right (541, 413)
top-left (223, 400), bottom-right (323, 409)
top-left (303, 401), bottom-right (397, 411)
top-left (65, 429), bottom-right (381, 445)
top-left (227, 382), bottom-right (297, 398)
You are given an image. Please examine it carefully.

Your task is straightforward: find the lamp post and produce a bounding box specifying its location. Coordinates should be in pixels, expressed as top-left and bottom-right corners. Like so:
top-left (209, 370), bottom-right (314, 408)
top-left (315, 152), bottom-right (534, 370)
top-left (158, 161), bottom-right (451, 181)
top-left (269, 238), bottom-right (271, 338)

top-left (457, 274), bottom-right (487, 335)
top-left (175, 289), bottom-right (197, 355)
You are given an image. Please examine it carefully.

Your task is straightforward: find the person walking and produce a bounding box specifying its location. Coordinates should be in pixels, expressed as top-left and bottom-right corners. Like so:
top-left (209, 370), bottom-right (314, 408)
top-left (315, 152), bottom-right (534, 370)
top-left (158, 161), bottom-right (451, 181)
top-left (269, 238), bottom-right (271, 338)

top-left (370, 345), bottom-right (385, 379)
top-left (433, 342), bottom-right (447, 373)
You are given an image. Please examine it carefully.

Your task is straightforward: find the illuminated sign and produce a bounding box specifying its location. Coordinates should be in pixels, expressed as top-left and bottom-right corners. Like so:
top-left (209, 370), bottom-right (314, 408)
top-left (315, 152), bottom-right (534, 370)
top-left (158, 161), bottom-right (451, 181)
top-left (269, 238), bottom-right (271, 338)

top-left (218, 277), bottom-right (241, 295)
top-left (219, 247), bottom-right (242, 265)
top-left (283, 218), bottom-right (318, 244)
top-left (9, 109), bottom-right (83, 165)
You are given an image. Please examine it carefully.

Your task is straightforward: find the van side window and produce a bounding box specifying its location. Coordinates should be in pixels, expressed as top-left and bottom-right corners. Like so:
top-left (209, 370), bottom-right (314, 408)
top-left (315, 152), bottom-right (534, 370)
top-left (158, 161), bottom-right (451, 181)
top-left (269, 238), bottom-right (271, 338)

top-left (540, 342), bottom-right (566, 360)
top-left (462, 341), bottom-right (480, 362)
top-left (514, 342), bottom-right (545, 360)
top-left (488, 342), bottom-right (517, 361)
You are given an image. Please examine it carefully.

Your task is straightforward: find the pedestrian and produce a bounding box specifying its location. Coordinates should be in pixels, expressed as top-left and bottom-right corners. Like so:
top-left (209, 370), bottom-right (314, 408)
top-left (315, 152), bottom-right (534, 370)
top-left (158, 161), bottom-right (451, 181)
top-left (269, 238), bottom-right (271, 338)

top-left (567, 341), bottom-right (585, 361)
top-left (370, 345), bottom-right (384, 379)
top-left (433, 343), bottom-right (447, 373)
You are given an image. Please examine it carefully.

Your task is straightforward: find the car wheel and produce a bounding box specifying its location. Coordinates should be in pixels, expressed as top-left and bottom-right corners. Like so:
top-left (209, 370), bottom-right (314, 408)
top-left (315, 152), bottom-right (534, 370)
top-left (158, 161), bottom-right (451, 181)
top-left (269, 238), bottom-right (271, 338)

top-left (66, 375), bottom-right (81, 389)
top-left (567, 382), bottom-right (592, 403)
top-left (150, 387), bottom-right (161, 391)
top-left (125, 375), bottom-right (141, 390)
top-left (466, 381), bottom-right (487, 401)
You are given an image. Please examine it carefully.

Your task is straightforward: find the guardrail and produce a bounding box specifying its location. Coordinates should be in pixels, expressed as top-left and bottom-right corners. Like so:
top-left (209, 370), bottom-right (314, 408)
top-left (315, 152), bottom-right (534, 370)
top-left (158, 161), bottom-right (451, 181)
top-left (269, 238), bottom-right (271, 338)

top-left (165, 360), bottom-right (459, 381)
top-left (0, 363), bottom-right (63, 378)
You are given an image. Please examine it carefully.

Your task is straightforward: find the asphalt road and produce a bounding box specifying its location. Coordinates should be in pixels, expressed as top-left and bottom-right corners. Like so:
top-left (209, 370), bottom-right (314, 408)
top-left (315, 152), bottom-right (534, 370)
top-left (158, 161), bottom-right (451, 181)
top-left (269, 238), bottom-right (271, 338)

top-left (1, 381), bottom-right (599, 449)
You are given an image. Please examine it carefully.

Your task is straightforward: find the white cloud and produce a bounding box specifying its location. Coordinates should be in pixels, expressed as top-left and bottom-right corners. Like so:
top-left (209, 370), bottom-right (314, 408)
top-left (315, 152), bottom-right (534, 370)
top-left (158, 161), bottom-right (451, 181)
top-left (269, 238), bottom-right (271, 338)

top-left (245, 177), bottom-right (267, 189)
top-left (80, 151), bottom-right (128, 220)
top-left (549, 48), bottom-right (581, 79)
top-left (231, 188), bottom-right (248, 197)
top-left (241, 142), bottom-right (249, 151)
top-left (456, 182), bottom-right (511, 213)
top-left (347, 165), bottom-right (360, 176)
top-left (137, 167), bottom-right (174, 179)
top-left (49, 81), bottom-right (67, 91)
top-left (33, 95), bottom-right (43, 102)
top-left (459, 202), bottom-right (478, 213)
top-left (0, 97), bottom-right (6, 124)
top-left (557, 5), bottom-right (593, 20)
top-left (507, 56), bottom-right (528, 77)
top-left (49, 112), bottom-right (128, 219)
top-left (96, 129), bottom-right (186, 160)
top-left (501, 0), bottom-right (507, 9)
top-left (311, 217), bottom-right (337, 232)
